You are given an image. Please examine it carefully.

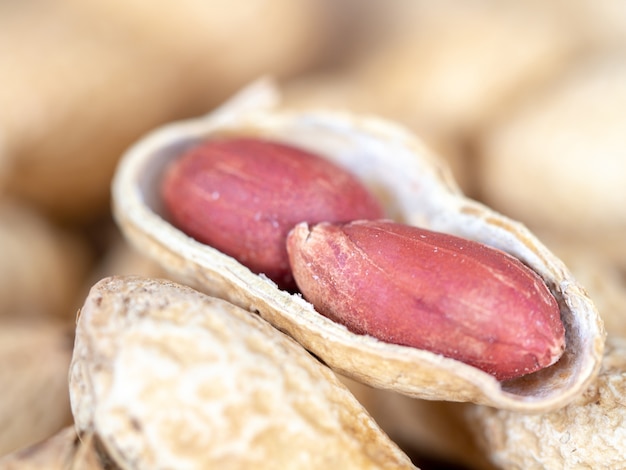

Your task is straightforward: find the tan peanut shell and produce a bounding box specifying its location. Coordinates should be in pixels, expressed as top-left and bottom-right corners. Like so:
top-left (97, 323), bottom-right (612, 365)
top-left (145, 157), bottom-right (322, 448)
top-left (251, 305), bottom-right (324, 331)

top-left (339, 376), bottom-right (496, 470)
top-left (0, 201), bottom-right (91, 320)
top-left (0, 320), bottom-right (74, 456)
top-left (467, 335), bottom-right (626, 469)
top-left (537, 229), bottom-right (626, 340)
top-left (89, 230), bottom-right (167, 283)
top-left (282, 0), bottom-right (578, 195)
top-left (478, 55), bottom-right (626, 234)
top-left (112, 79), bottom-right (605, 412)
top-left (0, 0), bottom-right (335, 222)
top-left (0, 426), bottom-right (103, 470)
top-left (294, 1), bottom-right (577, 138)
top-left (69, 276), bottom-right (414, 469)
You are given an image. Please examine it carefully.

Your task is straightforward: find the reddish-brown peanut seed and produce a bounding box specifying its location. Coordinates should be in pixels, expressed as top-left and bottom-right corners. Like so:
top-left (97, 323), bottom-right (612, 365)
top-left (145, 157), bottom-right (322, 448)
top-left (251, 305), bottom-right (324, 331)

top-left (160, 138), bottom-right (384, 289)
top-left (286, 219), bottom-right (565, 381)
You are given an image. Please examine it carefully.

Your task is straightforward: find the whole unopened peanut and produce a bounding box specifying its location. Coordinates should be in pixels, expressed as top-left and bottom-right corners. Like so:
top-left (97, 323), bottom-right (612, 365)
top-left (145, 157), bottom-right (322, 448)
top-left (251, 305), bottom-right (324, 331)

top-left (287, 220), bottom-right (565, 381)
top-left (69, 276), bottom-right (414, 469)
top-left (161, 138), bottom-right (384, 290)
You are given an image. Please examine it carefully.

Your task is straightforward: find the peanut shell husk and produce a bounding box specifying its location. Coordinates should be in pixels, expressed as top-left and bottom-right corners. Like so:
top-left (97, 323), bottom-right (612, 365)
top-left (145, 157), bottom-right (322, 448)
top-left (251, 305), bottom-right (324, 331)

top-left (69, 276), bottom-right (415, 469)
top-left (112, 79), bottom-right (605, 412)
top-left (0, 201), bottom-right (91, 320)
top-left (0, 320), bottom-right (74, 456)
top-left (467, 335), bottom-right (626, 469)
top-left (0, 0), bottom-right (338, 222)
top-left (478, 55), bottom-right (626, 234)
top-left (0, 426), bottom-right (104, 470)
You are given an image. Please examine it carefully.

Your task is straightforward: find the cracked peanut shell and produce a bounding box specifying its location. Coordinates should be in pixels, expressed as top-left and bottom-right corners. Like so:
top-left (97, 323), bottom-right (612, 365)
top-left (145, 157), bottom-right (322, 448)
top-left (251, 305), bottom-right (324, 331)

top-left (112, 79), bottom-right (605, 412)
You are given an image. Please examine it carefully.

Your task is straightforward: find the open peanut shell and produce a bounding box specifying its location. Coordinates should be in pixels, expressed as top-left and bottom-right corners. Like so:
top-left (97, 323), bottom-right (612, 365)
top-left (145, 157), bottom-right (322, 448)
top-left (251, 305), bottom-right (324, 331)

top-left (112, 79), bottom-right (605, 412)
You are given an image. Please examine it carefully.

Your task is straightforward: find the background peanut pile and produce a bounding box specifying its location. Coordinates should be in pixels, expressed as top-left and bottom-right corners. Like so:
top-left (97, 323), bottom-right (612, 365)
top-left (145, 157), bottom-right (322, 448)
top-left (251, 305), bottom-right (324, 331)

top-left (1, 1), bottom-right (625, 468)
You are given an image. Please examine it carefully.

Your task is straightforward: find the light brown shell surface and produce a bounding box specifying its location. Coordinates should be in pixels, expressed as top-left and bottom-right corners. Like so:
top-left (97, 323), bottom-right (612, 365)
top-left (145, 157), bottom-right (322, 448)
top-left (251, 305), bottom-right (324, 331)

top-left (0, 426), bottom-right (103, 470)
top-left (0, 200), bottom-right (91, 320)
top-left (0, 0), bottom-right (334, 222)
top-left (112, 80), bottom-right (605, 412)
top-left (467, 335), bottom-right (626, 469)
top-left (0, 320), bottom-right (74, 456)
top-left (478, 55), bottom-right (626, 234)
top-left (69, 276), bottom-right (414, 470)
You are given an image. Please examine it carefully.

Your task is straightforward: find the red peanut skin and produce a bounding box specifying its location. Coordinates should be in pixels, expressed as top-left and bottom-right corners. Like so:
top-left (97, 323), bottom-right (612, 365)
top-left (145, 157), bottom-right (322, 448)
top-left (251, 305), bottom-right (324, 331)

top-left (160, 138), bottom-right (384, 290)
top-left (287, 220), bottom-right (566, 381)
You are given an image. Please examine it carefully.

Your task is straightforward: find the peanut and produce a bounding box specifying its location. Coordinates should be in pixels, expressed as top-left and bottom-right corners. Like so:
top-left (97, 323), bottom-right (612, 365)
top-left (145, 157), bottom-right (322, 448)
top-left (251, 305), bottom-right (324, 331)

top-left (161, 137), bottom-right (384, 290)
top-left (69, 276), bottom-right (415, 469)
top-left (286, 219), bottom-right (565, 381)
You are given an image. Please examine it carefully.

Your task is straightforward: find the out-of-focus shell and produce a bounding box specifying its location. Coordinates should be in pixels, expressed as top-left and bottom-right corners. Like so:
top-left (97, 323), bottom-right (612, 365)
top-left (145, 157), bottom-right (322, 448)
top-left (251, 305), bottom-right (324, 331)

top-left (69, 276), bottom-right (415, 469)
top-left (0, 0), bottom-right (338, 222)
top-left (557, 0), bottom-right (626, 53)
top-left (339, 376), bottom-right (497, 470)
top-left (89, 229), bottom-right (168, 282)
top-left (467, 335), bottom-right (626, 469)
top-left (0, 426), bottom-right (103, 470)
top-left (478, 56), bottom-right (626, 234)
top-left (338, 0), bottom-right (578, 139)
top-left (0, 320), bottom-right (74, 456)
top-left (537, 229), bottom-right (626, 340)
top-left (282, 1), bottom-right (578, 195)
top-left (0, 201), bottom-right (91, 320)
top-left (112, 80), bottom-right (605, 412)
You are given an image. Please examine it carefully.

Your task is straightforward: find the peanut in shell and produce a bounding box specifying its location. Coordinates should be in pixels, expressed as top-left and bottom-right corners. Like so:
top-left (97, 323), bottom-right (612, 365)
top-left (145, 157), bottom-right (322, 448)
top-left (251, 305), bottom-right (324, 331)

top-left (112, 79), bottom-right (605, 412)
